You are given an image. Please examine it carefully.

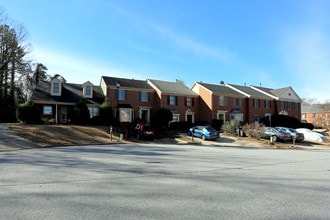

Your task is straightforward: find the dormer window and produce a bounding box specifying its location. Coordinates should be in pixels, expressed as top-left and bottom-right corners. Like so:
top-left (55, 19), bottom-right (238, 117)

top-left (82, 81), bottom-right (93, 98)
top-left (53, 83), bottom-right (60, 93)
top-left (50, 78), bottom-right (62, 96)
top-left (85, 85), bottom-right (92, 96)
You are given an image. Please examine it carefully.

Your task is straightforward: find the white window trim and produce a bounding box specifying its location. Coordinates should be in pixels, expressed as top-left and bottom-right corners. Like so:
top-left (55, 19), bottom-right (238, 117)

top-left (138, 106), bottom-right (151, 123)
top-left (119, 108), bottom-right (133, 122)
top-left (185, 109), bottom-right (195, 123)
top-left (51, 82), bottom-right (62, 96)
top-left (83, 85), bottom-right (93, 98)
top-left (43, 106), bottom-right (52, 115)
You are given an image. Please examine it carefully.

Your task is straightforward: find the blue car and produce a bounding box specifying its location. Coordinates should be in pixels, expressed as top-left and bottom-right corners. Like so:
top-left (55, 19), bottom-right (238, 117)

top-left (188, 126), bottom-right (219, 140)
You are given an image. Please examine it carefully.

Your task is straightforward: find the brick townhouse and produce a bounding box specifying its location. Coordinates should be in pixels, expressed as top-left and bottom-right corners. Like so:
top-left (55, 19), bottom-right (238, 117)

top-left (31, 75), bottom-right (302, 127)
top-left (100, 76), bottom-right (155, 123)
top-left (147, 79), bottom-right (199, 124)
top-left (301, 104), bottom-right (330, 128)
top-left (192, 81), bottom-right (301, 126)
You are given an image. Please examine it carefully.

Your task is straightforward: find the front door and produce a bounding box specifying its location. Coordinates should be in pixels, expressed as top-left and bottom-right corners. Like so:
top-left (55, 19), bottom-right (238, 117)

top-left (60, 107), bottom-right (67, 124)
top-left (141, 110), bottom-right (148, 123)
top-left (187, 114), bottom-right (193, 124)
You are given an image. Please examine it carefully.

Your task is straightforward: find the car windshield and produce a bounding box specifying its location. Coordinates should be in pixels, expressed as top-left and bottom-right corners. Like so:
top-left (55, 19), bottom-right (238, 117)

top-left (205, 126), bottom-right (216, 132)
top-left (288, 128), bottom-right (296, 133)
top-left (143, 126), bottom-right (153, 131)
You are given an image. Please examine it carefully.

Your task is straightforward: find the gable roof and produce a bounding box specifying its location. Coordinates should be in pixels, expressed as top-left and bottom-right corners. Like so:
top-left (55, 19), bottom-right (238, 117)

top-left (253, 86), bottom-right (301, 101)
top-left (147, 79), bottom-right (198, 96)
top-left (226, 84), bottom-right (272, 99)
top-left (31, 81), bottom-right (104, 105)
top-left (101, 76), bottom-right (153, 90)
top-left (195, 82), bottom-right (245, 96)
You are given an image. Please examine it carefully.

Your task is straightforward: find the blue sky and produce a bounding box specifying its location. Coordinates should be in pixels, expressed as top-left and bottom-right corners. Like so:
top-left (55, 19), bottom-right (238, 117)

top-left (1, 0), bottom-right (330, 102)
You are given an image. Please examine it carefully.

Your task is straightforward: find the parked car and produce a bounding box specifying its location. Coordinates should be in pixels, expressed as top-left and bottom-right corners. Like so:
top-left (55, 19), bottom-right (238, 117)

top-left (188, 126), bottom-right (219, 140)
top-left (275, 127), bottom-right (304, 142)
top-left (296, 128), bottom-right (329, 143)
top-left (135, 124), bottom-right (154, 140)
top-left (259, 127), bottom-right (291, 142)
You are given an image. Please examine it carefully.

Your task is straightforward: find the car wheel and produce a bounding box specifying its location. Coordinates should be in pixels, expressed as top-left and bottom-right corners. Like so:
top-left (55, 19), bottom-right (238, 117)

top-left (201, 135), bottom-right (206, 140)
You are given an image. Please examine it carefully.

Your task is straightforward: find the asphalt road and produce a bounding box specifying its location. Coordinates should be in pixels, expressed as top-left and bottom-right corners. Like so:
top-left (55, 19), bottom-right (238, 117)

top-left (1, 143), bottom-right (330, 219)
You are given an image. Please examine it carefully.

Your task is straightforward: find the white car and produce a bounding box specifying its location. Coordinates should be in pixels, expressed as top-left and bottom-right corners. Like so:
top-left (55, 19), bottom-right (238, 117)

top-left (296, 128), bottom-right (328, 143)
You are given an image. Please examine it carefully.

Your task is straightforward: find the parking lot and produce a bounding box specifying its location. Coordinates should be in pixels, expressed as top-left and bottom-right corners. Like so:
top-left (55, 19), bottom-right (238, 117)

top-left (1, 142), bottom-right (330, 219)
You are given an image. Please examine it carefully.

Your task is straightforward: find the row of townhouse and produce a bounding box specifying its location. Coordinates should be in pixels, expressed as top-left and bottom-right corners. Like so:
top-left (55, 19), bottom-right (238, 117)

top-left (301, 104), bottom-right (330, 128)
top-left (31, 75), bottom-right (302, 126)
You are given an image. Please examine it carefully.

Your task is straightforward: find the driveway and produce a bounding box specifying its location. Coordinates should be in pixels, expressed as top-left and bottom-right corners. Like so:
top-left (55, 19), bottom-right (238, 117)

top-left (0, 123), bottom-right (40, 151)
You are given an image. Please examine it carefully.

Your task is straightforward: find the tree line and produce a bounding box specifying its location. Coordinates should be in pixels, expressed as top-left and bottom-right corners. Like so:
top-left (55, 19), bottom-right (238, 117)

top-left (0, 7), bottom-right (53, 122)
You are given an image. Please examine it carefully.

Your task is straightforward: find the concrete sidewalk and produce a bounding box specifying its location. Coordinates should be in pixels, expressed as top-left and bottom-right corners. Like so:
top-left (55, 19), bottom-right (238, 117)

top-left (0, 123), bottom-right (40, 152)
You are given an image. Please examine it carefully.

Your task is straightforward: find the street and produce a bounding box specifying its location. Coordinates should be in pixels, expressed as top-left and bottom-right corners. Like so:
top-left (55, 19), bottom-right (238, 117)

top-left (1, 143), bottom-right (330, 219)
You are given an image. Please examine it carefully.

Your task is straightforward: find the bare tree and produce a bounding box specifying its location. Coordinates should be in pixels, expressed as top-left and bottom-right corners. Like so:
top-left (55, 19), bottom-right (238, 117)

top-left (301, 98), bottom-right (320, 105)
top-left (318, 102), bottom-right (330, 135)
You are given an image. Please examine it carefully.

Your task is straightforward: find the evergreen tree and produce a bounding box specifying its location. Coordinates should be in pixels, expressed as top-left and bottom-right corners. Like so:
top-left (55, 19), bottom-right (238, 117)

top-left (72, 97), bottom-right (90, 125)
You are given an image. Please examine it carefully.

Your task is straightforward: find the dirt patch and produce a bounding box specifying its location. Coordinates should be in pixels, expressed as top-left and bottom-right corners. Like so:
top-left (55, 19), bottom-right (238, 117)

top-left (9, 124), bottom-right (120, 147)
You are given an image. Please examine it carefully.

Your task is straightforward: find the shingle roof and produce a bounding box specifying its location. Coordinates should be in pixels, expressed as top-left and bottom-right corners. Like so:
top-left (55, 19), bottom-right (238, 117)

top-left (255, 86), bottom-right (288, 97)
top-left (148, 79), bottom-right (198, 96)
top-left (197, 82), bottom-right (244, 96)
top-left (253, 86), bottom-right (301, 101)
top-left (227, 84), bottom-right (272, 99)
top-left (31, 81), bottom-right (104, 105)
top-left (102, 76), bottom-right (153, 90)
top-left (301, 104), bottom-right (330, 113)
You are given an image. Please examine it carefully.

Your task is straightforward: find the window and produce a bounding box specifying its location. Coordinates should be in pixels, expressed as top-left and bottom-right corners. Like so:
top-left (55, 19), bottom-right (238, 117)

top-left (288, 102), bottom-right (292, 110)
top-left (85, 85), bottom-right (92, 96)
top-left (185, 97), bottom-right (194, 106)
top-left (234, 98), bottom-right (241, 107)
top-left (294, 103), bottom-right (299, 110)
top-left (168, 96), bottom-right (178, 106)
top-left (53, 83), bottom-right (60, 94)
top-left (254, 115), bottom-right (260, 123)
top-left (120, 108), bottom-right (133, 122)
top-left (219, 96), bottom-right (227, 106)
top-left (43, 106), bottom-right (52, 115)
top-left (117, 90), bottom-right (127, 101)
top-left (264, 100), bottom-right (271, 109)
top-left (230, 113), bottom-right (243, 121)
top-left (171, 114), bottom-right (180, 123)
top-left (280, 101), bottom-right (285, 109)
top-left (140, 91), bottom-right (149, 102)
top-left (88, 107), bottom-right (100, 118)
top-left (253, 99), bottom-right (260, 108)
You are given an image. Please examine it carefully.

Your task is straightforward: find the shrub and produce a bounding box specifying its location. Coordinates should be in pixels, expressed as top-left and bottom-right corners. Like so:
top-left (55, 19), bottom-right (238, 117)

top-left (221, 120), bottom-right (240, 134)
top-left (260, 114), bottom-right (301, 128)
top-left (169, 121), bottom-right (190, 131)
top-left (16, 100), bottom-right (41, 124)
top-left (71, 97), bottom-right (90, 125)
top-left (242, 123), bottom-right (264, 139)
top-left (99, 98), bottom-right (114, 125)
top-left (211, 119), bottom-right (222, 131)
top-left (153, 108), bottom-right (173, 128)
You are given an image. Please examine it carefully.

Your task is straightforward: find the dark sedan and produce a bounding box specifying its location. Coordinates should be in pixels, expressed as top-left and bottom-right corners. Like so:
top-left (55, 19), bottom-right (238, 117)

top-left (259, 127), bottom-right (291, 142)
top-left (275, 127), bottom-right (304, 142)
